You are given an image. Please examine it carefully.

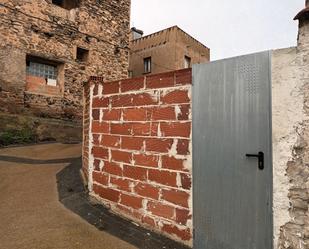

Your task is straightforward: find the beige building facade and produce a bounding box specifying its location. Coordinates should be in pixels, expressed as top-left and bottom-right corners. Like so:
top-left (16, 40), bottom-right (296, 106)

top-left (129, 26), bottom-right (210, 77)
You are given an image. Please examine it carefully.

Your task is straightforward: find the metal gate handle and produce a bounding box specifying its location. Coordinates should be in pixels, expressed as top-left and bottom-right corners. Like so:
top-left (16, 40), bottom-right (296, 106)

top-left (246, 152), bottom-right (264, 170)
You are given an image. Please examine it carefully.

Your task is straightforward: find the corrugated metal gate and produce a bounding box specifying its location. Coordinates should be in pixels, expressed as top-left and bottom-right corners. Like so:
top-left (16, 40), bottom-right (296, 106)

top-left (193, 52), bottom-right (273, 249)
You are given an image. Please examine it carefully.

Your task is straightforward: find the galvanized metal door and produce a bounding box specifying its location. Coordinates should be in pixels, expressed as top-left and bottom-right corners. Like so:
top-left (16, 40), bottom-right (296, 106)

top-left (193, 51), bottom-right (272, 249)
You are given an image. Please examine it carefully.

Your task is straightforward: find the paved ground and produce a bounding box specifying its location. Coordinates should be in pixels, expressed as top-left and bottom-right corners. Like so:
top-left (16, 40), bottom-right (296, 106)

top-left (0, 143), bottom-right (136, 249)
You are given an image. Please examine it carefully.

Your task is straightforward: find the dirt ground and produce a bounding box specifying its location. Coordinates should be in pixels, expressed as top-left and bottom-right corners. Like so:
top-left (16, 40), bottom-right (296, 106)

top-left (0, 143), bottom-right (136, 249)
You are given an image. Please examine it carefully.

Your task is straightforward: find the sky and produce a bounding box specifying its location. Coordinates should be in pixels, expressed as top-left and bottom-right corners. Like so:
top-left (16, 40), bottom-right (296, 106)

top-left (131, 0), bottom-right (305, 60)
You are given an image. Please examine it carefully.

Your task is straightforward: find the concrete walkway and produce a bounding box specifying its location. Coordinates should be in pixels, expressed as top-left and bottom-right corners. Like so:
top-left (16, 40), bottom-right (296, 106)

top-left (0, 143), bottom-right (136, 249)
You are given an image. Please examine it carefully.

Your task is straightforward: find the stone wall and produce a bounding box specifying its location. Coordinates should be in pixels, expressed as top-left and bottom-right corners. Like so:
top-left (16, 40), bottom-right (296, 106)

top-left (83, 69), bottom-right (193, 246)
top-left (0, 0), bottom-right (130, 126)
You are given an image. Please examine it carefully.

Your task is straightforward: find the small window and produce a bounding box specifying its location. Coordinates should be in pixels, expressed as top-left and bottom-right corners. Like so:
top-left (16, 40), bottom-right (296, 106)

top-left (76, 47), bottom-right (89, 62)
top-left (26, 56), bottom-right (58, 86)
top-left (184, 56), bottom-right (191, 69)
top-left (144, 57), bottom-right (151, 74)
top-left (52, 0), bottom-right (79, 10)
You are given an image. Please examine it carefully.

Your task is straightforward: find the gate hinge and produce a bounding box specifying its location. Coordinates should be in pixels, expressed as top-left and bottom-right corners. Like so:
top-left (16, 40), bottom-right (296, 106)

top-left (193, 228), bottom-right (195, 239)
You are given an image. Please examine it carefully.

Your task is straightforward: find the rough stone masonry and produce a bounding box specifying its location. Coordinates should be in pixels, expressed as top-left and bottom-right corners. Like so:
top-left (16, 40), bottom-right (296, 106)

top-left (0, 0), bottom-right (130, 141)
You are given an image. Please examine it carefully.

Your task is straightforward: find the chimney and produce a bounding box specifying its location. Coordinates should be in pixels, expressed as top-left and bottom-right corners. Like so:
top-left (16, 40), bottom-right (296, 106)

top-left (294, 1), bottom-right (309, 48)
top-left (130, 27), bottom-right (144, 41)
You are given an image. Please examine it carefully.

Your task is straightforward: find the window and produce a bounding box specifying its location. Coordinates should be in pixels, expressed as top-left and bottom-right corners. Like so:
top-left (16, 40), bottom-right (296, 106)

top-left (144, 57), bottom-right (151, 74)
top-left (26, 56), bottom-right (59, 86)
top-left (184, 56), bottom-right (191, 69)
top-left (52, 0), bottom-right (79, 10)
top-left (76, 47), bottom-right (89, 62)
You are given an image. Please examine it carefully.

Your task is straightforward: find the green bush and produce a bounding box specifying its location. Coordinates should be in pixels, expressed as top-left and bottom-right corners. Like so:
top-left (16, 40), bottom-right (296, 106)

top-left (0, 129), bottom-right (36, 146)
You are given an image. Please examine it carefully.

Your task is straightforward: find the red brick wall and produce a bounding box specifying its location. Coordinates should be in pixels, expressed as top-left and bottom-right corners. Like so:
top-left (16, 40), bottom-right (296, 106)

top-left (26, 75), bottom-right (62, 96)
top-left (83, 69), bottom-right (192, 245)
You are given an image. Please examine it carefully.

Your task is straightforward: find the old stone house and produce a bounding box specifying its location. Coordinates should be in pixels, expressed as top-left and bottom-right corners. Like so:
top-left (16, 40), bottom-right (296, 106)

top-left (128, 26), bottom-right (210, 77)
top-left (0, 0), bottom-right (130, 142)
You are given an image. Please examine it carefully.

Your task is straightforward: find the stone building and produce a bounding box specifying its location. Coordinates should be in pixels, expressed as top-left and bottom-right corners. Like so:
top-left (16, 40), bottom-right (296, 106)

top-left (0, 0), bottom-right (130, 142)
top-left (128, 26), bottom-right (210, 77)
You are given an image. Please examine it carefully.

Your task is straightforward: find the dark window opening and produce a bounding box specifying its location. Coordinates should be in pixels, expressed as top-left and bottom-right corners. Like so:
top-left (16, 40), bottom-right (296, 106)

top-left (52, 0), bottom-right (80, 10)
top-left (184, 56), bottom-right (191, 69)
top-left (76, 47), bottom-right (89, 62)
top-left (144, 57), bottom-right (151, 74)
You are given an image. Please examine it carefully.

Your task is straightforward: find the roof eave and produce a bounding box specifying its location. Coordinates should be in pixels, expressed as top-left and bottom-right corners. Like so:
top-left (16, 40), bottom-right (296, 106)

top-left (294, 7), bottom-right (309, 20)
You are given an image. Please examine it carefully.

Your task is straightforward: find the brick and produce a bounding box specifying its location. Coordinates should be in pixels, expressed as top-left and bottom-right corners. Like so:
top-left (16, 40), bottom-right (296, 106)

top-left (93, 184), bottom-right (120, 203)
top-left (111, 150), bottom-right (132, 163)
top-left (134, 182), bottom-right (159, 200)
top-left (120, 193), bottom-right (143, 209)
top-left (92, 97), bottom-right (109, 108)
top-left (177, 104), bottom-right (190, 120)
top-left (93, 171), bottom-right (109, 186)
top-left (161, 189), bottom-right (190, 208)
top-left (161, 223), bottom-right (191, 241)
top-left (121, 77), bottom-right (145, 93)
top-left (123, 165), bottom-right (147, 181)
top-left (175, 208), bottom-right (191, 225)
top-left (177, 139), bottom-right (190, 155)
top-left (148, 169), bottom-right (177, 187)
top-left (111, 123), bottom-right (132, 135)
top-left (122, 137), bottom-right (144, 151)
top-left (92, 147), bottom-right (109, 160)
top-left (162, 156), bottom-right (187, 171)
top-left (110, 177), bottom-right (131, 192)
top-left (132, 92), bottom-right (158, 106)
top-left (116, 204), bottom-right (143, 220)
top-left (112, 94), bottom-right (133, 107)
top-left (92, 109), bottom-right (100, 120)
top-left (92, 134), bottom-right (100, 146)
top-left (180, 173), bottom-right (192, 190)
top-left (102, 161), bottom-right (122, 176)
top-left (152, 107), bottom-right (176, 121)
top-left (175, 69), bottom-right (192, 86)
top-left (101, 135), bottom-right (120, 148)
top-left (142, 215), bottom-right (156, 227)
top-left (92, 121), bottom-right (109, 133)
top-left (103, 109), bottom-right (121, 121)
top-left (145, 138), bottom-right (174, 153)
top-left (93, 84), bottom-right (99, 96)
top-left (150, 122), bottom-right (159, 136)
top-left (123, 108), bottom-right (148, 121)
top-left (160, 122), bottom-right (191, 137)
top-left (147, 201), bottom-right (174, 219)
top-left (93, 159), bottom-right (101, 171)
top-left (133, 153), bottom-right (158, 167)
top-left (103, 81), bottom-right (120, 95)
top-left (161, 89), bottom-right (190, 104)
top-left (146, 72), bottom-right (175, 89)
top-left (132, 123), bottom-right (151, 136)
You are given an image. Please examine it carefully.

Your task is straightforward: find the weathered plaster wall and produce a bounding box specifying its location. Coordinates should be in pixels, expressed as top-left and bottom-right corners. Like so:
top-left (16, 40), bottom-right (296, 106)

top-left (272, 20), bottom-right (309, 248)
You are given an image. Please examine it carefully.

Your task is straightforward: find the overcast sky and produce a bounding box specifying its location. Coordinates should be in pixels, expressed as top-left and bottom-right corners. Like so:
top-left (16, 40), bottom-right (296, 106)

top-left (131, 0), bottom-right (305, 60)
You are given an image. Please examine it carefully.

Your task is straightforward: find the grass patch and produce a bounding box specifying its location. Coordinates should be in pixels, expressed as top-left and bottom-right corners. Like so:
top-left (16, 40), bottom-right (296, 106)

top-left (0, 129), bottom-right (36, 146)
